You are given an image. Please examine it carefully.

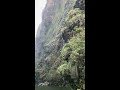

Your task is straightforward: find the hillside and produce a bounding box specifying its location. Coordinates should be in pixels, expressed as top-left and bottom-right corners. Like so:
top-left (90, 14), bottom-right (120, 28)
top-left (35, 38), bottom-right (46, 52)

top-left (35, 0), bottom-right (85, 90)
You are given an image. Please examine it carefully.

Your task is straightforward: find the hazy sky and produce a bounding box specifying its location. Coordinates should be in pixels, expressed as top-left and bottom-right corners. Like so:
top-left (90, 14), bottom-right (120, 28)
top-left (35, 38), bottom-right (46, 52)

top-left (35, 0), bottom-right (47, 37)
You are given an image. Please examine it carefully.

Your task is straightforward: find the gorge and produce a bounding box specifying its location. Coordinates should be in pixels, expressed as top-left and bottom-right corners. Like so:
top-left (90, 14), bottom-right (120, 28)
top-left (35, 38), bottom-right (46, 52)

top-left (35, 0), bottom-right (85, 90)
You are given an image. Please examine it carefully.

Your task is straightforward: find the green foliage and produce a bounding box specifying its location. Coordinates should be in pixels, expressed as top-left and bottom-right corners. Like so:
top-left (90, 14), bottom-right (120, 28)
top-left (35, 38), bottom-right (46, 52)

top-left (61, 32), bottom-right (85, 62)
top-left (66, 8), bottom-right (81, 19)
top-left (74, 26), bottom-right (83, 33)
top-left (65, 8), bottom-right (85, 28)
top-left (57, 62), bottom-right (71, 76)
top-left (57, 7), bottom-right (85, 90)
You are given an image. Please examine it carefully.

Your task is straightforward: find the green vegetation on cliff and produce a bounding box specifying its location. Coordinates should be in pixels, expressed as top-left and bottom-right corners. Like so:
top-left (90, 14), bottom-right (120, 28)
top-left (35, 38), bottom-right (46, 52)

top-left (35, 0), bottom-right (85, 90)
top-left (57, 8), bottom-right (85, 90)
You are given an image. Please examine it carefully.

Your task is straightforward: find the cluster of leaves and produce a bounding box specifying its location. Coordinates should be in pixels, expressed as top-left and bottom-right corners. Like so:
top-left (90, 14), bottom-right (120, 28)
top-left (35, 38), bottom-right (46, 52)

top-left (57, 62), bottom-right (71, 75)
top-left (61, 32), bottom-right (85, 61)
top-left (65, 8), bottom-right (85, 28)
top-left (57, 8), bottom-right (85, 90)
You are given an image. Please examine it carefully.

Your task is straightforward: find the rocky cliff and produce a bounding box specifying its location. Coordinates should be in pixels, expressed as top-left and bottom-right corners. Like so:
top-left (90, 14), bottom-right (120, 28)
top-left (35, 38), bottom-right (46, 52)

top-left (35, 0), bottom-right (85, 89)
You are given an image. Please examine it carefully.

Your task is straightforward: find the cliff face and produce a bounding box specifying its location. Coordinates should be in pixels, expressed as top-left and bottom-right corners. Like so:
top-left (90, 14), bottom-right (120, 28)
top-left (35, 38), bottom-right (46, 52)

top-left (35, 0), bottom-right (85, 88)
top-left (35, 0), bottom-right (77, 73)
